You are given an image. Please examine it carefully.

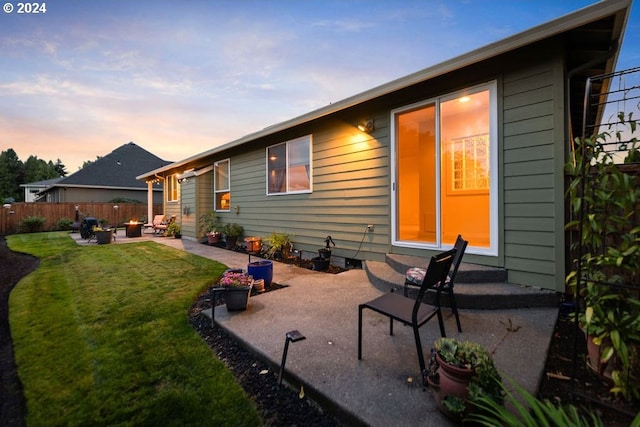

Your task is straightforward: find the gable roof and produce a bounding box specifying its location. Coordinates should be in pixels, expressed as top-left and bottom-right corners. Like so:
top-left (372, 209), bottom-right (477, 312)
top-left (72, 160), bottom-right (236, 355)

top-left (51, 142), bottom-right (171, 191)
top-left (138, 0), bottom-right (631, 180)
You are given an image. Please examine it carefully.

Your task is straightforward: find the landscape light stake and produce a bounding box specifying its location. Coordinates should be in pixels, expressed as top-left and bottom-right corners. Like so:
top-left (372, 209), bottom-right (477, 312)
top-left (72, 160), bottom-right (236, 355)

top-left (278, 330), bottom-right (306, 385)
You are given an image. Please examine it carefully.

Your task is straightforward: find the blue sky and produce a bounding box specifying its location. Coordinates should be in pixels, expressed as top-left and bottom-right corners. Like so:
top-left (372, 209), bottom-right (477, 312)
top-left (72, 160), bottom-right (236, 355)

top-left (1, 0), bottom-right (638, 172)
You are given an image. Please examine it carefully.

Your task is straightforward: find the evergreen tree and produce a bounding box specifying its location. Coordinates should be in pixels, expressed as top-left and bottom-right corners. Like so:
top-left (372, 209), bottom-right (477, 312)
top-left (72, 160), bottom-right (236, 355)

top-left (53, 159), bottom-right (67, 177)
top-left (0, 149), bottom-right (24, 202)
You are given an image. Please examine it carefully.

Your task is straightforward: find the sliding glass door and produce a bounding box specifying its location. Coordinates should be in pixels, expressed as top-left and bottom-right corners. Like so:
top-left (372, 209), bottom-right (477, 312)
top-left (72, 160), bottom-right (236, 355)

top-left (394, 83), bottom-right (496, 252)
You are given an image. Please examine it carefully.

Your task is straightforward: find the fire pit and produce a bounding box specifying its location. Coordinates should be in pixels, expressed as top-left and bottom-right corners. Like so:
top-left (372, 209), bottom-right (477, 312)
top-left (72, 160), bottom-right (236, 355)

top-left (124, 221), bottom-right (142, 238)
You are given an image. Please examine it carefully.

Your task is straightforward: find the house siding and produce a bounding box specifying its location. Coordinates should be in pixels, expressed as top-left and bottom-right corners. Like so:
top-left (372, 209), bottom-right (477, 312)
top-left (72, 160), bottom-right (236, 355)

top-left (196, 171), bottom-right (213, 237)
top-left (201, 116), bottom-right (391, 260)
top-left (502, 46), bottom-right (565, 291)
top-left (180, 178), bottom-right (196, 238)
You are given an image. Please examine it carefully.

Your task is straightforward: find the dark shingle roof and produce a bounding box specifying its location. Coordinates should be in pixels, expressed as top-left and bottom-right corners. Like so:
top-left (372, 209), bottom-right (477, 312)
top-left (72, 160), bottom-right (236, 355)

top-left (20, 177), bottom-right (63, 187)
top-left (58, 142), bottom-right (171, 189)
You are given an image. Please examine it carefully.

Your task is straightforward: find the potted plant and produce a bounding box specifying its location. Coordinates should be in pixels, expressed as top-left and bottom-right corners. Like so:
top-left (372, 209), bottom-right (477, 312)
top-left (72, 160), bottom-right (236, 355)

top-left (216, 270), bottom-right (253, 311)
top-left (223, 223), bottom-right (244, 249)
top-left (427, 337), bottom-right (503, 421)
top-left (265, 231), bottom-right (293, 260)
top-left (165, 222), bottom-right (181, 238)
top-left (200, 211), bottom-right (221, 244)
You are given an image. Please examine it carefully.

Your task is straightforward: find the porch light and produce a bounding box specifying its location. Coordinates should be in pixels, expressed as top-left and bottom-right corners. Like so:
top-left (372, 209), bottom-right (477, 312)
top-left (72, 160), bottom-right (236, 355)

top-left (358, 119), bottom-right (375, 133)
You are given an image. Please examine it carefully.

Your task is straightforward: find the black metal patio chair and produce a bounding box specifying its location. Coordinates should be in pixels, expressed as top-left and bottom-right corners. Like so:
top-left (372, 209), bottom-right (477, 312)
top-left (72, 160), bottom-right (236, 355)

top-left (358, 248), bottom-right (456, 385)
top-left (404, 234), bottom-right (468, 332)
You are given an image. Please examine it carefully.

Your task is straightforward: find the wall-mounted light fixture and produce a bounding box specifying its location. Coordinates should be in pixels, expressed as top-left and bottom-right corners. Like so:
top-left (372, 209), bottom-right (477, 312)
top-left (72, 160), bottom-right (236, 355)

top-left (358, 119), bottom-right (375, 133)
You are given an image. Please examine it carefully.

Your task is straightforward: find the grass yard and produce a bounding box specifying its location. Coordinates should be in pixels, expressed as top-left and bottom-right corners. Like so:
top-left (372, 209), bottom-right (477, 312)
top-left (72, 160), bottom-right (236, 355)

top-left (7, 232), bottom-right (262, 426)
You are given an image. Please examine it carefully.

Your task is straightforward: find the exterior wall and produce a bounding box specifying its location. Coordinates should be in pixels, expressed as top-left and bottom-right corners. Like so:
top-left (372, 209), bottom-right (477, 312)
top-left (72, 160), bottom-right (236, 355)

top-left (24, 185), bottom-right (45, 202)
top-left (163, 181), bottom-right (182, 225)
top-left (501, 45), bottom-right (566, 291)
top-left (196, 171), bottom-right (214, 238)
top-left (179, 178), bottom-right (197, 238)
top-left (165, 40), bottom-right (568, 292)
top-left (192, 114), bottom-right (391, 260)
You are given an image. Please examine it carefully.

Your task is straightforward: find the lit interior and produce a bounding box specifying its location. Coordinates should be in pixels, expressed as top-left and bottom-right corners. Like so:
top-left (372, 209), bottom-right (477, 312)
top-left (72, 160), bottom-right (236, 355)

top-left (397, 90), bottom-right (490, 248)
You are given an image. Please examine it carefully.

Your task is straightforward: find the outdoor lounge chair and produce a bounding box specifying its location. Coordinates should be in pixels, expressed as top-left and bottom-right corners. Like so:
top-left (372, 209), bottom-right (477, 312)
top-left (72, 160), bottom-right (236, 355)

top-left (404, 235), bottom-right (468, 332)
top-left (358, 248), bottom-right (456, 385)
top-left (148, 215), bottom-right (166, 235)
top-left (153, 215), bottom-right (175, 235)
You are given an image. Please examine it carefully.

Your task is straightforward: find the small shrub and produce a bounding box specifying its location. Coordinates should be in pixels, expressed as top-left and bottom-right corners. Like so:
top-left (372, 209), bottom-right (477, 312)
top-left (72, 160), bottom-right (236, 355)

top-left (17, 216), bottom-right (46, 233)
top-left (55, 217), bottom-right (74, 231)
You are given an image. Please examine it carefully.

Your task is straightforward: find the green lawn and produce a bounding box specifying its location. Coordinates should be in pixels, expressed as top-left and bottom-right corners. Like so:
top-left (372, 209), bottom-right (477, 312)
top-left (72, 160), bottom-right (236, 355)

top-left (8, 232), bottom-right (262, 427)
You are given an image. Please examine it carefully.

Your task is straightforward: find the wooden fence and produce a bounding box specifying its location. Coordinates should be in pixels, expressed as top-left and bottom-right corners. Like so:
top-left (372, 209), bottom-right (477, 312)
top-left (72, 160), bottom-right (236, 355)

top-left (0, 202), bottom-right (164, 235)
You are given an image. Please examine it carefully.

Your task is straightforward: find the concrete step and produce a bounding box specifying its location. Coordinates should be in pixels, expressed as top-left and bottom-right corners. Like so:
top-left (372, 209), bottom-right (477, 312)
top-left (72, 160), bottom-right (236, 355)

top-left (364, 259), bottom-right (560, 310)
top-left (386, 253), bottom-right (507, 283)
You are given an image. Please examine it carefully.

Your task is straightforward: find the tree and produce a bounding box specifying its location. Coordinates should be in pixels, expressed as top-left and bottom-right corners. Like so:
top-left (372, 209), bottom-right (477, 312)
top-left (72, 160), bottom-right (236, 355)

top-left (23, 155), bottom-right (60, 183)
top-left (53, 159), bottom-right (67, 177)
top-left (81, 156), bottom-right (102, 169)
top-left (0, 149), bottom-right (24, 202)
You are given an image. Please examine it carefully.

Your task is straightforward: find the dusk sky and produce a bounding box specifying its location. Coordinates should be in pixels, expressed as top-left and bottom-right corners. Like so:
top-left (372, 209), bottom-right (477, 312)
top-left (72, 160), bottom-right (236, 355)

top-left (1, 0), bottom-right (638, 173)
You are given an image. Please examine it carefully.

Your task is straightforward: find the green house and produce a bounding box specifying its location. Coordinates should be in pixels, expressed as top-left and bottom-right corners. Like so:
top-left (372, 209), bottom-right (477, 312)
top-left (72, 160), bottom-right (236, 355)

top-left (138, 0), bottom-right (632, 293)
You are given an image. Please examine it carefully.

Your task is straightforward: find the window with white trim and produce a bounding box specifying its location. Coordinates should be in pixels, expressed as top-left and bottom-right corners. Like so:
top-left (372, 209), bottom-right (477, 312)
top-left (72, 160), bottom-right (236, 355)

top-left (267, 135), bottom-right (312, 195)
top-left (214, 159), bottom-right (230, 211)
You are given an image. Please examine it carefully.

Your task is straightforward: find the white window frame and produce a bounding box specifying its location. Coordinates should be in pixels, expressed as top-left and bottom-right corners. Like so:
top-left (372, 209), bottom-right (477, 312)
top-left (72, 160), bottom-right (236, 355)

top-left (214, 159), bottom-right (230, 212)
top-left (390, 81), bottom-right (498, 256)
top-left (266, 135), bottom-right (313, 195)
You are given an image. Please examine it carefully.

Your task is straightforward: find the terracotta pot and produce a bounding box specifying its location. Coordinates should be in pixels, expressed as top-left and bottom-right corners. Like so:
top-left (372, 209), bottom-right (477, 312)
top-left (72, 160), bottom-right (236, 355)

top-left (585, 333), bottom-right (614, 381)
top-left (253, 279), bottom-right (265, 293)
top-left (207, 233), bottom-right (221, 245)
top-left (435, 353), bottom-right (474, 402)
top-left (427, 372), bottom-right (463, 422)
top-left (244, 237), bottom-right (261, 253)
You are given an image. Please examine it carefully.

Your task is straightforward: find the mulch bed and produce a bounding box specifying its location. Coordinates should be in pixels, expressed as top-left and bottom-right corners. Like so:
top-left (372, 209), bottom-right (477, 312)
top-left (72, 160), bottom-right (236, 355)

top-left (537, 313), bottom-right (639, 426)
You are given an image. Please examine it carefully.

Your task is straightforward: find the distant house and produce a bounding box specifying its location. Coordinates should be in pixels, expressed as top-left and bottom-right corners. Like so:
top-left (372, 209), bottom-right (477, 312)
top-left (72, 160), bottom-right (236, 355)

top-left (39, 142), bottom-right (170, 204)
top-left (137, 0), bottom-right (632, 293)
top-left (20, 177), bottom-right (62, 202)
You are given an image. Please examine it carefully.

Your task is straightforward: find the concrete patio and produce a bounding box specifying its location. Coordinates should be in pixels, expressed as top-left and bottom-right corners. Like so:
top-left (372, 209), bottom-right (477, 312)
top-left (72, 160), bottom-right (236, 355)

top-left (73, 231), bottom-right (558, 426)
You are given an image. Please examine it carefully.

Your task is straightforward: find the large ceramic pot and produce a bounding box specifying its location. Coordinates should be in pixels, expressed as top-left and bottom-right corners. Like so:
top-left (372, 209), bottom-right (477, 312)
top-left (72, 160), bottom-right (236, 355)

top-left (224, 286), bottom-right (252, 311)
top-left (247, 260), bottom-right (273, 287)
top-left (95, 230), bottom-right (114, 244)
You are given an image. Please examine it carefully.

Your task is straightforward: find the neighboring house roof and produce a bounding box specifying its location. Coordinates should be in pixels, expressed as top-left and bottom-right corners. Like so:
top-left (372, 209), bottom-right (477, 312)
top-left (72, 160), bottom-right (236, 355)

top-left (138, 0), bottom-right (631, 180)
top-left (45, 142), bottom-right (171, 193)
top-left (19, 177), bottom-right (63, 189)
